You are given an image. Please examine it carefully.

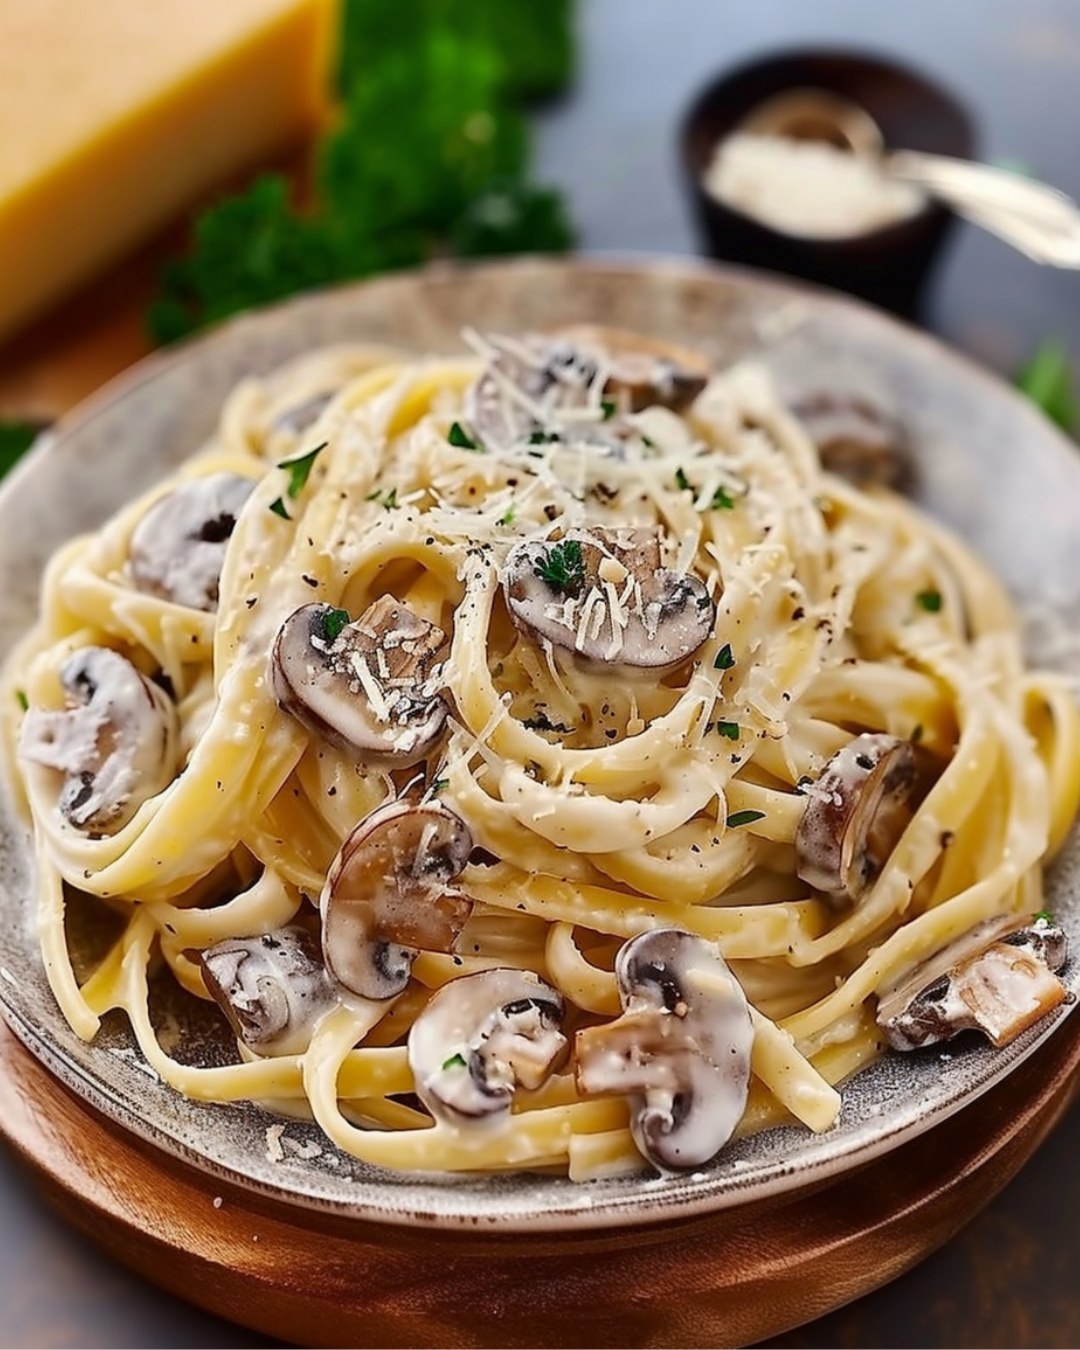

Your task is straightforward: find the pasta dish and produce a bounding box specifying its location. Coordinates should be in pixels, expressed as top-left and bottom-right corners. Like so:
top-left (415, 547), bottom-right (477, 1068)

top-left (4, 325), bottom-right (1078, 1180)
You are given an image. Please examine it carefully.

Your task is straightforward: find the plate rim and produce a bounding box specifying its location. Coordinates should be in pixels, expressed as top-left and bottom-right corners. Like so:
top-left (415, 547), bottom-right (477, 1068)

top-left (1, 252), bottom-right (1078, 1233)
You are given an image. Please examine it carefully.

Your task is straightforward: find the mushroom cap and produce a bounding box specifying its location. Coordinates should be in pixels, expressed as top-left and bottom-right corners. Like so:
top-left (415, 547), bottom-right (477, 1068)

top-left (199, 926), bottom-right (336, 1056)
top-left (320, 798), bottom-right (474, 1000)
top-left (877, 914), bottom-right (1069, 1051)
top-left (503, 527), bottom-right (715, 670)
top-left (575, 928), bottom-right (753, 1170)
top-left (555, 324), bottom-right (711, 413)
top-left (795, 733), bottom-right (919, 903)
top-left (18, 646), bottom-right (179, 832)
top-left (129, 473), bottom-right (255, 611)
top-left (789, 390), bottom-right (911, 491)
top-left (464, 329), bottom-right (710, 451)
top-left (408, 968), bottom-right (567, 1124)
top-left (272, 599), bottom-right (449, 764)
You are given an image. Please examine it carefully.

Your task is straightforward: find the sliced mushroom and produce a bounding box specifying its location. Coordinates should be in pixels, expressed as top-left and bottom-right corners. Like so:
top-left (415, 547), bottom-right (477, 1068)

top-left (18, 647), bottom-right (179, 832)
top-left (272, 597), bottom-right (449, 763)
top-left (556, 325), bottom-right (711, 413)
top-left (465, 329), bottom-right (710, 450)
top-left (320, 798), bottom-right (474, 1000)
top-left (575, 928), bottom-right (753, 1170)
top-left (129, 473), bottom-right (255, 611)
top-left (408, 969), bottom-right (567, 1124)
top-left (199, 926), bottom-right (336, 1056)
top-left (795, 733), bottom-right (920, 904)
top-left (877, 914), bottom-right (1069, 1051)
top-left (789, 391), bottom-right (911, 491)
top-left (503, 526), bottom-right (715, 669)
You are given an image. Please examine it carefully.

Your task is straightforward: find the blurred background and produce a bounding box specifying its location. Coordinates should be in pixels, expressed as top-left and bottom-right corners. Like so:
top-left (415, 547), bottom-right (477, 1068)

top-left (2, 1), bottom-right (1080, 1345)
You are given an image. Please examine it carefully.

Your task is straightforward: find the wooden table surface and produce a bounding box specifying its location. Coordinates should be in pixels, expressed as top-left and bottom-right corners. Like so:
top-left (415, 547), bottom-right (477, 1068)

top-left (2, 1), bottom-right (1080, 1345)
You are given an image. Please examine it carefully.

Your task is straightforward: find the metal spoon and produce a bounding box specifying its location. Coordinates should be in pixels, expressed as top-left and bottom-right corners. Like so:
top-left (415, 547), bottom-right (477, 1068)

top-left (740, 87), bottom-right (1080, 266)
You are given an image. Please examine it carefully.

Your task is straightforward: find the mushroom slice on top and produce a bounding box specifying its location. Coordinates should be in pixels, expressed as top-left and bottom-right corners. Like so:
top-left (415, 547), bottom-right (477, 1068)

top-left (556, 324), bottom-right (711, 413)
top-left (129, 473), bottom-right (255, 611)
top-left (795, 733), bottom-right (920, 905)
top-left (19, 647), bottom-right (179, 833)
top-left (272, 597), bottom-right (449, 763)
top-left (576, 928), bottom-right (754, 1170)
top-left (408, 969), bottom-right (567, 1124)
top-left (789, 391), bottom-right (911, 491)
top-left (503, 526), bottom-right (715, 670)
top-left (465, 329), bottom-right (710, 451)
top-left (320, 799), bottom-right (474, 1000)
top-left (199, 926), bottom-right (336, 1056)
top-left (877, 914), bottom-right (1070, 1052)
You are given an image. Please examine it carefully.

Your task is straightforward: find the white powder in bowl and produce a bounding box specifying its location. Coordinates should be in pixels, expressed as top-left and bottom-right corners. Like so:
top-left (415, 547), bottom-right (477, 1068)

top-left (703, 132), bottom-right (926, 239)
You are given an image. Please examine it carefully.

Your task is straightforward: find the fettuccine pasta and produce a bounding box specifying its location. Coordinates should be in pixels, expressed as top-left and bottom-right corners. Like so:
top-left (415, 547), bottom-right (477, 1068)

top-left (4, 326), bottom-right (1079, 1180)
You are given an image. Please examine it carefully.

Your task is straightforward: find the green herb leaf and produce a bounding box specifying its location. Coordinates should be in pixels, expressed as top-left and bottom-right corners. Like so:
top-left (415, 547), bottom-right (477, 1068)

top-left (498, 504), bottom-right (517, 526)
top-left (600, 399), bottom-right (617, 421)
top-left (14, 689), bottom-right (28, 711)
top-left (727, 809), bottom-right (765, 829)
top-left (528, 429), bottom-right (559, 445)
top-left (448, 421), bottom-right (479, 450)
top-left (0, 422), bottom-right (39, 481)
top-left (715, 721), bottom-right (740, 741)
top-left (322, 608), bottom-right (351, 642)
top-left (277, 441), bottom-right (328, 498)
top-left (535, 539), bottom-right (585, 592)
top-left (675, 467), bottom-right (693, 493)
top-left (710, 485), bottom-right (736, 510)
top-left (366, 487), bottom-right (399, 511)
top-left (713, 644), bottom-right (735, 671)
top-left (441, 1051), bottom-right (467, 1071)
top-left (430, 777), bottom-right (450, 794)
top-left (916, 589), bottom-right (943, 613)
top-left (1033, 909), bottom-right (1055, 924)
top-left (1016, 340), bottom-right (1077, 434)
top-left (268, 497), bottom-right (291, 519)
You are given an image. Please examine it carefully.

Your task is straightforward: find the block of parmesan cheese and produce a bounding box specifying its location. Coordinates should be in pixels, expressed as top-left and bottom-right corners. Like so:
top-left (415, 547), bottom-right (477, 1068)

top-left (0, 0), bottom-right (335, 342)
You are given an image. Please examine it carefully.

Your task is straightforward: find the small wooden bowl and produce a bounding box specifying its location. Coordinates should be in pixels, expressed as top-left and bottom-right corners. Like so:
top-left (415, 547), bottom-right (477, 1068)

top-left (680, 49), bottom-right (976, 318)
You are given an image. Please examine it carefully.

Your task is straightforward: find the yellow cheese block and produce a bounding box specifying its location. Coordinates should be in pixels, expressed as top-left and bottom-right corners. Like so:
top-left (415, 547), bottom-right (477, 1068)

top-left (0, 0), bottom-right (336, 342)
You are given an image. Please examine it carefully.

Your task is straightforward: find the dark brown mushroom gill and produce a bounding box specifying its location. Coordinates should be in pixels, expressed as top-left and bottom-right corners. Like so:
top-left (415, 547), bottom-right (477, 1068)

top-left (502, 526), bottom-right (715, 671)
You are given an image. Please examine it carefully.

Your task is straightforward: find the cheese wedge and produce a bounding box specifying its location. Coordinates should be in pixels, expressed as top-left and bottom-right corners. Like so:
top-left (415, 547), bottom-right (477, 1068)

top-left (0, 0), bottom-right (336, 342)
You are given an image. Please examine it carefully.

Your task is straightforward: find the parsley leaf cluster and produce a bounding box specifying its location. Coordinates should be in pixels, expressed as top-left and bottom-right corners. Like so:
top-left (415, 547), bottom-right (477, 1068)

top-left (148, 1), bottom-right (576, 344)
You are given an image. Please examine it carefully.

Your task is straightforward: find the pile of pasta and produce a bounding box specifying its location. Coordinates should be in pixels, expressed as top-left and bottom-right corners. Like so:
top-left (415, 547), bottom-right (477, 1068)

top-left (4, 328), bottom-right (1079, 1181)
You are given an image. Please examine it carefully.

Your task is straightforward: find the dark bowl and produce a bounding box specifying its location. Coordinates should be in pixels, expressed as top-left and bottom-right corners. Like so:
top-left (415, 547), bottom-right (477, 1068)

top-left (680, 48), bottom-right (976, 318)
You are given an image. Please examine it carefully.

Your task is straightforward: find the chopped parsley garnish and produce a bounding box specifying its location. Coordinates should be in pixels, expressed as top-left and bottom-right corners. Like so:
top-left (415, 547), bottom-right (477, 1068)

top-left (14, 689), bottom-right (28, 711)
top-left (429, 777), bottom-right (450, 794)
top-left (529, 429), bottom-right (559, 445)
top-left (498, 504), bottom-right (517, 526)
top-left (713, 644), bottom-right (735, 671)
top-left (277, 441), bottom-right (327, 498)
top-left (322, 608), bottom-right (351, 642)
top-left (727, 809), bottom-right (765, 828)
top-left (710, 485), bottom-right (736, 510)
top-left (916, 589), bottom-right (943, 613)
top-left (448, 421), bottom-right (480, 451)
top-left (1015, 340), bottom-right (1077, 434)
top-left (535, 538), bottom-right (585, 592)
top-left (268, 497), bottom-right (291, 519)
top-left (366, 487), bottom-right (399, 510)
top-left (600, 398), bottom-right (617, 421)
top-left (715, 721), bottom-right (740, 740)
top-left (441, 1052), bottom-right (467, 1071)
top-left (674, 467), bottom-right (692, 493)
top-left (1033, 909), bottom-right (1055, 924)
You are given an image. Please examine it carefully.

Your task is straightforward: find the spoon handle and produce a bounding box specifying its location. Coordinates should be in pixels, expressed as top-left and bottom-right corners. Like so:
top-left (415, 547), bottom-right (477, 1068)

top-left (887, 150), bottom-right (1080, 266)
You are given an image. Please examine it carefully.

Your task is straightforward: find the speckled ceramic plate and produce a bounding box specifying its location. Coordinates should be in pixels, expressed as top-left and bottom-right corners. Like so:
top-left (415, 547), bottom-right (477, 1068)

top-left (2, 257), bottom-right (1080, 1233)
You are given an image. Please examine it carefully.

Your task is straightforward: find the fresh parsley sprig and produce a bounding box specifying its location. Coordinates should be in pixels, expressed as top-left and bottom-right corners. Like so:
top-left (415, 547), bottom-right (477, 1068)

top-left (535, 539), bottom-right (584, 592)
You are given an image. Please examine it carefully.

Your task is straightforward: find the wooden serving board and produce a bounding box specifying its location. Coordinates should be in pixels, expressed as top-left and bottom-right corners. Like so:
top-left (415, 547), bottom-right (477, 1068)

top-left (0, 1015), bottom-right (1077, 1348)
